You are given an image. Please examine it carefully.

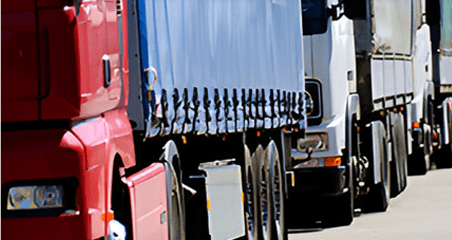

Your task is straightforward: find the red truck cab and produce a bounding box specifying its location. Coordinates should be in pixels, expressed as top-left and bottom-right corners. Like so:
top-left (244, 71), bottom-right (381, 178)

top-left (1, 0), bottom-right (137, 239)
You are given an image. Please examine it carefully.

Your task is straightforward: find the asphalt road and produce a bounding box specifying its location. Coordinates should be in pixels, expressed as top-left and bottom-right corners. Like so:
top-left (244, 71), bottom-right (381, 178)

top-left (288, 167), bottom-right (452, 240)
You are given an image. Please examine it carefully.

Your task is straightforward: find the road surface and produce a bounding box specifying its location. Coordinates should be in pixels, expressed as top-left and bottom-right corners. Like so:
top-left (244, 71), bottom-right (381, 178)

top-left (288, 167), bottom-right (452, 240)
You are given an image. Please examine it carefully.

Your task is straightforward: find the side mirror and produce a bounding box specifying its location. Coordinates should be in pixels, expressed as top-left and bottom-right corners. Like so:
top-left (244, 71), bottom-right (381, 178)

top-left (76, 0), bottom-right (82, 16)
top-left (301, 0), bottom-right (328, 35)
top-left (305, 78), bottom-right (323, 126)
top-left (343, 0), bottom-right (367, 19)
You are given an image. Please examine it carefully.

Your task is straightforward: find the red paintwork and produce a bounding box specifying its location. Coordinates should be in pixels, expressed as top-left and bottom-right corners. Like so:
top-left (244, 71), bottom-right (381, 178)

top-left (1, 108), bottom-right (137, 239)
top-left (1, 129), bottom-right (87, 239)
top-left (1, 0), bottom-right (40, 121)
top-left (125, 163), bottom-right (166, 188)
top-left (124, 163), bottom-right (169, 240)
top-left (71, 108), bottom-right (136, 238)
top-left (1, 0), bottom-right (129, 122)
top-left (38, 7), bottom-right (81, 120)
top-left (1, 0), bottom-right (167, 239)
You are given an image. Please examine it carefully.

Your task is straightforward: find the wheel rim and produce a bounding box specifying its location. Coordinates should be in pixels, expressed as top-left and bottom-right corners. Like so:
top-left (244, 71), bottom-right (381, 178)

top-left (260, 169), bottom-right (270, 240)
top-left (170, 174), bottom-right (181, 240)
top-left (383, 142), bottom-right (390, 202)
top-left (273, 162), bottom-right (283, 240)
top-left (246, 169), bottom-right (256, 239)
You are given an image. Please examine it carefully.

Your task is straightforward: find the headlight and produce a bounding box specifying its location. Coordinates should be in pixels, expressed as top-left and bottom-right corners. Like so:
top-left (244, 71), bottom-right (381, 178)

top-left (294, 158), bottom-right (323, 168)
top-left (2, 178), bottom-right (78, 218)
top-left (8, 185), bottom-right (64, 210)
top-left (297, 132), bottom-right (328, 152)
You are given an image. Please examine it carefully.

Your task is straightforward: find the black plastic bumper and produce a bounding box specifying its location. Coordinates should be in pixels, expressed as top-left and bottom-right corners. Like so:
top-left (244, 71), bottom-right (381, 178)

top-left (285, 166), bottom-right (348, 228)
top-left (287, 166), bottom-right (347, 196)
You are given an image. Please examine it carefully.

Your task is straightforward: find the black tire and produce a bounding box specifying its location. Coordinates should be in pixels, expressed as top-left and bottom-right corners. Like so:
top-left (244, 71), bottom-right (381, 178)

top-left (408, 143), bottom-right (430, 175)
top-left (245, 145), bottom-right (262, 240)
top-left (362, 140), bottom-right (390, 212)
top-left (259, 142), bottom-right (287, 240)
top-left (434, 143), bottom-right (452, 169)
top-left (256, 145), bottom-right (273, 240)
top-left (390, 113), bottom-right (408, 197)
top-left (161, 141), bottom-right (185, 240)
top-left (434, 103), bottom-right (452, 169)
top-left (111, 160), bottom-right (133, 239)
top-left (267, 142), bottom-right (287, 240)
top-left (407, 122), bottom-right (431, 176)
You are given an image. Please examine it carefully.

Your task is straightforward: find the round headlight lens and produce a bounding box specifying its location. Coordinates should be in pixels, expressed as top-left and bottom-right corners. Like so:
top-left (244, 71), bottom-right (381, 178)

top-left (34, 185), bottom-right (63, 208)
top-left (8, 186), bottom-right (34, 210)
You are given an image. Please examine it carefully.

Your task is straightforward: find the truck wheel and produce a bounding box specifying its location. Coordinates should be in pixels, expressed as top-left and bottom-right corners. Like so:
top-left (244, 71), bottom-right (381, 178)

top-left (408, 141), bottom-right (430, 175)
top-left (161, 141), bottom-right (185, 240)
top-left (390, 113), bottom-right (408, 197)
top-left (408, 122), bottom-right (431, 175)
top-left (256, 144), bottom-right (273, 240)
top-left (111, 161), bottom-right (133, 239)
top-left (435, 143), bottom-right (452, 168)
top-left (259, 141), bottom-right (287, 240)
top-left (245, 145), bottom-right (262, 240)
top-left (267, 141), bottom-right (286, 240)
top-left (362, 134), bottom-right (390, 213)
top-left (321, 156), bottom-right (354, 227)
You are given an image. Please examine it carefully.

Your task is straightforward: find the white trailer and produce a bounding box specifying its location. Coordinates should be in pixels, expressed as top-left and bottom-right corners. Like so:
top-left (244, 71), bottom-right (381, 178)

top-left (286, 0), bottom-right (440, 228)
top-left (427, 0), bottom-right (452, 168)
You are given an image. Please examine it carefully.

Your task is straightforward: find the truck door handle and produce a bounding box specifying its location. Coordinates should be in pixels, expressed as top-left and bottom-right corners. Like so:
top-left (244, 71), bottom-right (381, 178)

top-left (103, 55), bottom-right (111, 88)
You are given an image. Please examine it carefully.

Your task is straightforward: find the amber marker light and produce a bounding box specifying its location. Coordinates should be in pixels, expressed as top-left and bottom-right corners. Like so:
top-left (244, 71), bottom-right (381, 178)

top-left (324, 157), bottom-right (341, 167)
top-left (102, 211), bottom-right (115, 223)
top-left (257, 131), bottom-right (261, 137)
top-left (207, 199), bottom-right (211, 210)
top-left (413, 122), bottom-right (420, 129)
top-left (182, 135), bottom-right (187, 144)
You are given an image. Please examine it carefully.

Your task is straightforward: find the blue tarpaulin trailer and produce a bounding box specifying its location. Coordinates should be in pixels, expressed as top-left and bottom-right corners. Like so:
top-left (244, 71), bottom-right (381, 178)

top-left (128, 0), bottom-right (306, 138)
top-left (125, 0), bottom-right (307, 239)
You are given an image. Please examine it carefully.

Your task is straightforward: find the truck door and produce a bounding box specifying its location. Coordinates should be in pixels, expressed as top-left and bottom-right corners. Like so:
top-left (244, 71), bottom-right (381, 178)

top-left (2, 0), bottom-right (84, 122)
top-left (2, 0), bottom-right (41, 122)
top-left (123, 163), bottom-right (169, 240)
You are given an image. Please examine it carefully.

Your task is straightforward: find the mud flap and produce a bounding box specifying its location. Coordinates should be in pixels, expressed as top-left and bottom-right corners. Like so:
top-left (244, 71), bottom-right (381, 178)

top-left (123, 163), bottom-right (168, 240)
top-left (370, 121), bottom-right (386, 185)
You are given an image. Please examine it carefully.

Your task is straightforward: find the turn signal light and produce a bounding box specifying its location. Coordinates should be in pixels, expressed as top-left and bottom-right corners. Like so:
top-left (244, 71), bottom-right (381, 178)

top-left (413, 122), bottom-right (420, 129)
top-left (207, 199), bottom-right (211, 210)
top-left (102, 211), bottom-right (115, 223)
top-left (324, 157), bottom-right (341, 167)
